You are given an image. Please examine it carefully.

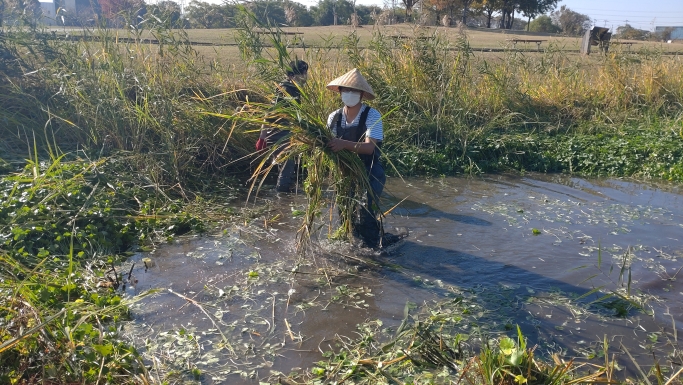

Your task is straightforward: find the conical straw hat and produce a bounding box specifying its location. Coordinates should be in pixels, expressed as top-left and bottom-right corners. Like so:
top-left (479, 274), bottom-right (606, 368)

top-left (326, 68), bottom-right (375, 100)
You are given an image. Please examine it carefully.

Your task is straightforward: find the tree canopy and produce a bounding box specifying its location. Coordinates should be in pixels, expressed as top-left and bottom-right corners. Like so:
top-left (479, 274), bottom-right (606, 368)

top-left (11, 0), bottom-right (583, 30)
top-left (185, 1), bottom-right (237, 28)
top-left (528, 14), bottom-right (560, 33)
top-left (616, 24), bottom-right (650, 40)
top-left (518, 0), bottom-right (557, 31)
top-left (551, 5), bottom-right (591, 36)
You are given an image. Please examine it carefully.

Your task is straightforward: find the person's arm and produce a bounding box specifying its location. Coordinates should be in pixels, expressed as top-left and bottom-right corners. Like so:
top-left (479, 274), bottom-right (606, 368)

top-left (327, 137), bottom-right (377, 154)
top-left (259, 124), bottom-right (269, 139)
top-left (260, 88), bottom-right (285, 141)
top-left (328, 108), bottom-right (382, 154)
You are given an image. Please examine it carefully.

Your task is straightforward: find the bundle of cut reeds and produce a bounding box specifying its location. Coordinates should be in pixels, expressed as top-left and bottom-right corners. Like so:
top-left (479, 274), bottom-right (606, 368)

top-left (218, 13), bottom-right (387, 250)
top-left (246, 84), bottom-right (377, 250)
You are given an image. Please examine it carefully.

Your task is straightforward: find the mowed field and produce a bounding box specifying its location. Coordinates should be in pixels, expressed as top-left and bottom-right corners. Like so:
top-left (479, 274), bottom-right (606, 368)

top-left (46, 24), bottom-right (683, 73)
top-left (175, 24), bottom-right (683, 70)
top-left (179, 24), bottom-right (682, 50)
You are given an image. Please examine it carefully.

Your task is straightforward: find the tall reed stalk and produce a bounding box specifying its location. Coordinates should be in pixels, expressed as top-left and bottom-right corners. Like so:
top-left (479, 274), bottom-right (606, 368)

top-left (1, 18), bottom-right (252, 188)
top-left (217, 12), bottom-right (382, 248)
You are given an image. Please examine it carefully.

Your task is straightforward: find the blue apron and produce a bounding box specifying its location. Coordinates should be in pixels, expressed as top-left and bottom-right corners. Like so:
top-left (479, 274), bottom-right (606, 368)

top-left (333, 106), bottom-right (386, 246)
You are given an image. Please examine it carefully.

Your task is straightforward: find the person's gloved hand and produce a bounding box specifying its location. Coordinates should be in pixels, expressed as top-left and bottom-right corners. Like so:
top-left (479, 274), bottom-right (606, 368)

top-left (256, 138), bottom-right (267, 151)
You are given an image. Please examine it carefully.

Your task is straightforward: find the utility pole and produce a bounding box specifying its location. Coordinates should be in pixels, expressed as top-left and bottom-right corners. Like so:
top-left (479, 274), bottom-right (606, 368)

top-left (333, 0), bottom-right (337, 25)
top-left (392, 0), bottom-right (396, 24)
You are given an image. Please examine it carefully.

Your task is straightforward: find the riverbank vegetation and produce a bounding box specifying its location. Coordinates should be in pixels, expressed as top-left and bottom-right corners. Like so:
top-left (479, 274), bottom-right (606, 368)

top-left (1, 13), bottom-right (683, 383)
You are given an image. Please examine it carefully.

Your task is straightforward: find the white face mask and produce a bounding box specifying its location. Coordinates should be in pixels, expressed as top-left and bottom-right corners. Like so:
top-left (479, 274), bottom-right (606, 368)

top-left (341, 91), bottom-right (361, 107)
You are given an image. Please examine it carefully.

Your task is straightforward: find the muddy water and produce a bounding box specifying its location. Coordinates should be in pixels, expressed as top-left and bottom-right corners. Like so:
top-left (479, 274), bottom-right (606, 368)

top-left (125, 174), bottom-right (683, 384)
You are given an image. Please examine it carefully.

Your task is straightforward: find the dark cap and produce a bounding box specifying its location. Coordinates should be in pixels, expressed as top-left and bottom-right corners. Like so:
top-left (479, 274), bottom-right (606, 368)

top-left (287, 60), bottom-right (308, 76)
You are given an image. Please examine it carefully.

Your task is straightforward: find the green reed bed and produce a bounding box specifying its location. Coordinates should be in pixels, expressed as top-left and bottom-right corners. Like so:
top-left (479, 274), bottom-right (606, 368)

top-left (333, 30), bottom-right (683, 178)
top-left (1, 14), bottom-right (683, 383)
top-left (0, 152), bottom-right (237, 383)
top-left (0, 22), bottom-right (253, 187)
top-left (386, 119), bottom-right (683, 179)
top-left (231, 26), bottom-right (683, 178)
top-left (3, 21), bottom-right (683, 183)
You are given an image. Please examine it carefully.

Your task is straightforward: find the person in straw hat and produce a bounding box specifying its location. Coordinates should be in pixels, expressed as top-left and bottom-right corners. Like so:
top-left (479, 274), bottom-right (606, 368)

top-left (256, 59), bottom-right (309, 192)
top-left (326, 68), bottom-right (400, 248)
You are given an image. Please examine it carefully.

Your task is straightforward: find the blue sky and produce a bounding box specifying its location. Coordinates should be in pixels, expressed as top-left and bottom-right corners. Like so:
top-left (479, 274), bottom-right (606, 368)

top-left (557, 0), bottom-right (683, 31)
top-left (349, 0), bottom-right (683, 30)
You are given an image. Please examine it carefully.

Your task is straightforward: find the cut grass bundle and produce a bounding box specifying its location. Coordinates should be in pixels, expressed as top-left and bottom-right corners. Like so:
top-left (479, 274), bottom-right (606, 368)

top-left (221, 15), bottom-right (384, 249)
top-left (303, 314), bottom-right (618, 385)
top-left (213, 76), bottom-right (377, 249)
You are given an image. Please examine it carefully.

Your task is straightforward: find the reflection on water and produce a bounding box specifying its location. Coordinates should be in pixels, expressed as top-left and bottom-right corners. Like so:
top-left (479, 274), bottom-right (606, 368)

top-left (125, 173), bottom-right (683, 384)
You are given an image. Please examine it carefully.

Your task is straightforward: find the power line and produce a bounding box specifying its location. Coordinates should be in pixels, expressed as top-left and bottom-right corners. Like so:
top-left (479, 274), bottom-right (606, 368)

top-left (569, 8), bottom-right (683, 15)
top-left (563, 11), bottom-right (683, 18)
top-left (577, 12), bottom-right (683, 16)
top-left (577, 14), bottom-right (683, 19)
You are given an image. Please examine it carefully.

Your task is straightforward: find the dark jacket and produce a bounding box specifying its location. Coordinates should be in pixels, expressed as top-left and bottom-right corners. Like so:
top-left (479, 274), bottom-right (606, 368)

top-left (265, 80), bottom-right (300, 127)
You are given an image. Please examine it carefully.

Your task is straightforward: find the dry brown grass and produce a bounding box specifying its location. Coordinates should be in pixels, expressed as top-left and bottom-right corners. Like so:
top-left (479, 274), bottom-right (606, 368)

top-left (190, 24), bottom-right (683, 51)
top-left (48, 24), bottom-right (683, 51)
top-left (193, 44), bottom-right (637, 79)
top-left (176, 25), bottom-right (682, 81)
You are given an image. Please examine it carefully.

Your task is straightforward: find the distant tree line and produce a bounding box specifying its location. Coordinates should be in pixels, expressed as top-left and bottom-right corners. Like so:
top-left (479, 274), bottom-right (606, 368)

top-left (182, 0), bottom-right (564, 30)
top-left (0, 0), bottom-right (562, 30)
top-left (0, 0), bottom-right (675, 40)
top-left (181, 0), bottom-right (564, 30)
top-left (420, 0), bottom-right (558, 29)
top-left (0, 0), bottom-right (184, 28)
top-left (184, 0), bottom-right (385, 28)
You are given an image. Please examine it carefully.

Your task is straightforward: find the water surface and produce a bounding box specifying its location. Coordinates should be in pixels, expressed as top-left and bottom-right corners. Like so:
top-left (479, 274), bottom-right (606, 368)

top-left (125, 174), bottom-right (683, 383)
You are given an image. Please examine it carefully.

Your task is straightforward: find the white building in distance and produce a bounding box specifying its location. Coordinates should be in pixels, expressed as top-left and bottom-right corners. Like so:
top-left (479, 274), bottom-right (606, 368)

top-left (655, 26), bottom-right (683, 41)
top-left (39, 1), bottom-right (57, 25)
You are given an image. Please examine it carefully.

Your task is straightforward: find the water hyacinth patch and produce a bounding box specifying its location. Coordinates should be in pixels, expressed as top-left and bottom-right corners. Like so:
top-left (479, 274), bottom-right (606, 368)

top-left (0, 154), bottom-right (230, 382)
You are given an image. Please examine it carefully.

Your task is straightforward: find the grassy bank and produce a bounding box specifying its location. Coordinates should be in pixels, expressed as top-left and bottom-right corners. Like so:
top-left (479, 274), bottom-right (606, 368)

top-left (1, 15), bottom-right (683, 383)
top-left (0, 155), bottom-right (240, 382)
top-left (388, 120), bottom-right (683, 179)
top-left (2, 21), bottom-right (682, 179)
top-left (0, 21), bottom-right (248, 382)
top-left (232, 23), bottom-right (683, 179)
top-left (44, 24), bottom-right (683, 53)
